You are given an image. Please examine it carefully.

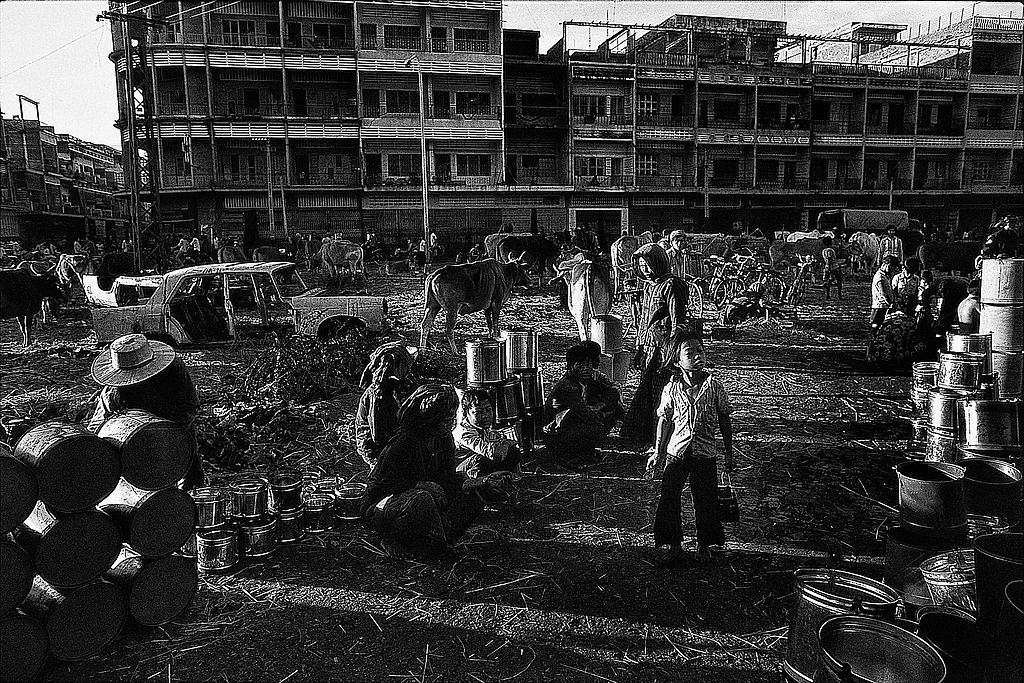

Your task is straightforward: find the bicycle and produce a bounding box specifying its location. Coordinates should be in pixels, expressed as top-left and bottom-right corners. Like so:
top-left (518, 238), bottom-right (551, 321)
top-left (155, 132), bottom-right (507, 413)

top-left (784, 256), bottom-right (816, 305)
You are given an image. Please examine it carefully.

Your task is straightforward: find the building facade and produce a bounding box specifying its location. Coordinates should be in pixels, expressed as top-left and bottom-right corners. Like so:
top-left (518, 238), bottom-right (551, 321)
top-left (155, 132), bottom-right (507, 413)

top-left (110, 3), bottom-right (1023, 251)
top-left (1, 116), bottom-right (127, 244)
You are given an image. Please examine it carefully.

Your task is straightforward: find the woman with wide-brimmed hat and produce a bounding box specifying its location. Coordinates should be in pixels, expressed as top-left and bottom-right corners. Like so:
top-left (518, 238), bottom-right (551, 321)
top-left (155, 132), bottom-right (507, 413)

top-left (87, 333), bottom-right (205, 489)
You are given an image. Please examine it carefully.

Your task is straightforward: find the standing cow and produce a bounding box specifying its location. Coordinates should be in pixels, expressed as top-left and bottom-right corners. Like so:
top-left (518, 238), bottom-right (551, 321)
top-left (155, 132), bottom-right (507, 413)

top-left (420, 258), bottom-right (526, 353)
top-left (312, 240), bottom-right (365, 284)
top-left (494, 234), bottom-right (561, 286)
top-left (557, 254), bottom-right (613, 341)
top-left (1, 269), bottom-right (65, 345)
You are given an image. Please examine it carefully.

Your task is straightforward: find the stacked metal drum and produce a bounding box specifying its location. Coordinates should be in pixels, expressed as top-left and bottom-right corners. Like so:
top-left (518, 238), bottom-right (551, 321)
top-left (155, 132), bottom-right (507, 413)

top-left (979, 258), bottom-right (1023, 402)
top-left (589, 315), bottom-right (631, 384)
top-left (466, 333), bottom-right (540, 454)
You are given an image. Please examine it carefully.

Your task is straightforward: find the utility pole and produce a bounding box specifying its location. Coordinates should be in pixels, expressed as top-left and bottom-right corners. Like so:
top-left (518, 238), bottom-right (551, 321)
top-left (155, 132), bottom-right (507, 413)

top-left (98, 6), bottom-right (167, 272)
top-left (406, 57), bottom-right (430, 267)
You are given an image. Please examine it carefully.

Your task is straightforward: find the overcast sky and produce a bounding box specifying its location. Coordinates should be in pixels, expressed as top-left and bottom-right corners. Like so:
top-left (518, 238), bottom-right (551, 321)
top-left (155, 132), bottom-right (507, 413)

top-left (1, 1), bottom-right (1020, 148)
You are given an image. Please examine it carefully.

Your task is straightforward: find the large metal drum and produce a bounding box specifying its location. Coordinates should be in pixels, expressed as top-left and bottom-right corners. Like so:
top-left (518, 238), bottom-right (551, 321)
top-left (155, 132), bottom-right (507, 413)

top-left (500, 329), bottom-right (539, 370)
top-left (190, 487), bottom-right (228, 528)
top-left (960, 399), bottom-right (1021, 448)
top-left (486, 378), bottom-right (525, 426)
top-left (230, 479), bottom-right (269, 520)
top-left (992, 350), bottom-right (1023, 397)
top-left (465, 338), bottom-right (506, 383)
top-left (883, 524), bottom-right (959, 589)
top-left (589, 314), bottom-right (624, 353)
top-left (96, 410), bottom-right (194, 491)
top-left (813, 616), bottom-right (946, 683)
top-left (947, 333), bottom-right (993, 373)
top-left (913, 361), bottom-right (939, 389)
top-left (980, 304), bottom-right (1024, 351)
top-left (937, 352), bottom-right (986, 392)
top-left (957, 443), bottom-right (1022, 464)
top-left (928, 387), bottom-right (965, 431)
top-left (974, 533), bottom-right (1024, 635)
top-left (783, 569), bottom-right (901, 683)
top-left (510, 369), bottom-right (544, 410)
top-left (980, 258), bottom-right (1024, 305)
top-left (237, 516), bottom-right (278, 558)
top-left (598, 350), bottom-right (632, 384)
top-left (896, 461), bottom-right (967, 538)
top-left (269, 469), bottom-right (303, 512)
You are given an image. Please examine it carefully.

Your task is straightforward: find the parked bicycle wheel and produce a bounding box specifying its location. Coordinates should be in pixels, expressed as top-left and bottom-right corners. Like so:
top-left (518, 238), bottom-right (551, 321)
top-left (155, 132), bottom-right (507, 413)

top-left (686, 282), bottom-right (705, 320)
top-left (713, 277), bottom-right (744, 307)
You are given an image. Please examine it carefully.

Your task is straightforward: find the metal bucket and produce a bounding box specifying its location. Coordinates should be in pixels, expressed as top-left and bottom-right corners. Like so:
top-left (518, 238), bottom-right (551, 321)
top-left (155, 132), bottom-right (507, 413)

top-left (813, 615), bottom-right (946, 683)
top-left (238, 515), bottom-right (278, 558)
top-left (277, 507), bottom-right (304, 544)
top-left (269, 469), bottom-right (303, 512)
top-left (915, 610), bottom-right (981, 683)
top-left (483, 378), bottom-right (525, 426)
top-left (196, 528), bottom-right (237, 573)
top-left (937, 352), bottom-right (986, 392)
top-left (920, 549), bottom-right (977, 611)
top-left (924, 428), bottom-right (958, 464)
top-left (947, 333), bottom-right (993, 373)
top-left (180, 522), bottom-right (225, 558)
top-left (913, 361), bottom-right (939, 389)
top-left (974, 533), bottom-right (1024, 635)
top-left (963, 458), bottom-right (1022, 522)
top-left (465, 338), bottom-right (506, 383)
top-left (911, 386), bottom-right (931, 418)
top-left (992, 350), bottom-right (1023, 397)
top-left (960, 399), bottom-right (1021, 447)
top-left (957, 443), bottom-right (1021, 464)
top-left (927, 387), bottom-right (966, 432)
top-left (783, 569), bottom-right (901, 683)
top-left (500, 329), bottom-right (539, 370)
top-left (985, 580), bottom-right (1024, 683)
top-left (510, 369), bottom-right (544, 410)
top-left (191, 487), bottom-right (229, 528)
top-left (980, 304), bottom-right (1024, 351)
top-left (598, 349), bottom-right (632, 384)
top-left (333, 483), bottom-right (366, 522)
top-left (980, 257), bottom-right (1024, 305)
top-left (230, 479), bottom-right (268, 520)
top-left (304, 495), bottom-right (334, 535)
top-left (589, 314), bottom-right (624, 353)
top-left (896, 461), bottom-right (967, 539)
top-left (967, 514), bottom-right (1014, 540)
top-left (883, 524), bottom-right (959, 589)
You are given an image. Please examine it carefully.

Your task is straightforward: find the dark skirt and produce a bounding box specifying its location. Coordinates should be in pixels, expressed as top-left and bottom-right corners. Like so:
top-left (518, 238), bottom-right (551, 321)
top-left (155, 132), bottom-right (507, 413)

top-left (620, 347), bottom-right (671, 445)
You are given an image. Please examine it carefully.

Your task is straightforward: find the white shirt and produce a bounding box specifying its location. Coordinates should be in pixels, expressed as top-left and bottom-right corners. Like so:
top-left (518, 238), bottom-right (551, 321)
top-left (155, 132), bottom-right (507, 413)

top-left (657, 373), bottom-right (732, 459)
top-left (871, 269), bottom-right (895, 309)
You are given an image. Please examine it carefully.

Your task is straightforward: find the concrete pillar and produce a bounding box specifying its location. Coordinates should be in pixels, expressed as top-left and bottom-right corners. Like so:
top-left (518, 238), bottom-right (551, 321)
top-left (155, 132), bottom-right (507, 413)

top-left (621, 207), bottom-right (630, 234)
top-left (568, 208), bottom-right (578, 232)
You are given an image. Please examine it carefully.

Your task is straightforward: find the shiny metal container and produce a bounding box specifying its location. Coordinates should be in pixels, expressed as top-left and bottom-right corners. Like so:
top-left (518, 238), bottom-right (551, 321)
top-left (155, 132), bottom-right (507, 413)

top-left (500, 329), bottom-right (539, 370)
top-left (466, 338), bottom-right (506, 383)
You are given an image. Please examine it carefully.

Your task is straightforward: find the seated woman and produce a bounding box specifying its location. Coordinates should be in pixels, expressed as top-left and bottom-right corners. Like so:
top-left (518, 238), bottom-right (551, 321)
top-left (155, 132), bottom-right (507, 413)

top-left (354, 342), bottom-right (415, 469)
top-left (361, 384), bottom-right (509, 562)
top-left (542, 344), bottom-right (622, 465)
top-left (453, 388), bottom-right (521, 478)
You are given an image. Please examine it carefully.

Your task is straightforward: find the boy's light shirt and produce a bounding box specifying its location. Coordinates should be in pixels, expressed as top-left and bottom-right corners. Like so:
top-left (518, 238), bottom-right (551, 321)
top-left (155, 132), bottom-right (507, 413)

top-left (656, 371), bottom-right (732, 459)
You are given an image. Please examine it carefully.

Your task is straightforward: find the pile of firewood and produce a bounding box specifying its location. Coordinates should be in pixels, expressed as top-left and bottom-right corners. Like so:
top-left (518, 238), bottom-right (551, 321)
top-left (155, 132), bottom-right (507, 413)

top-left (1, 413), bottom-right (198, 679)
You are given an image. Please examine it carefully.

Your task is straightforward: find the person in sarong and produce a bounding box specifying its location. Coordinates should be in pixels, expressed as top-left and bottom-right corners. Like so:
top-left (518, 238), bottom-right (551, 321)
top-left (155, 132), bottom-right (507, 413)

top-left (360, 384), bottom-right (509, 562)
top-left (354, 342), bottom-right (415, 469)
top-left (542, 344), bottom-right (621, 464)
top-left (620, 243), bottom-right (691, 445)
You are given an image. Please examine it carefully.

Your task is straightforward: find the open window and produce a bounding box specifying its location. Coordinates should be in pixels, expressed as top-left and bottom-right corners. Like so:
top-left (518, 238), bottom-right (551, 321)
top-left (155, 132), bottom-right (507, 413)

top-left (168, 275), bottom-right (231, 343)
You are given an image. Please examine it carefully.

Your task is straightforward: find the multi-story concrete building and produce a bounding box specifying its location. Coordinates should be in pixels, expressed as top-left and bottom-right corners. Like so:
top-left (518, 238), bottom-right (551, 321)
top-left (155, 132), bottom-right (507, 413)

top-left (1, 115), bottom-right (127, 245)
top-left (111, 4), bottom-right (1023, 250)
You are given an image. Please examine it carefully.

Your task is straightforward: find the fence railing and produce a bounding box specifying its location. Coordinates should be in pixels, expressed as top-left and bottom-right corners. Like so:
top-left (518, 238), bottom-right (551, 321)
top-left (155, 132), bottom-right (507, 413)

top-left (635, 52), bottom-right (696, 67)
top-left (809, 177), bottom-right (862, 190)
top-left (636, 113), bottom-right (694, 127)
top-left (383, 36), bottom-right (424, 51)
top-left (213, 102), bottom-right (286, 117)
top-left (757, 118), bottom-right (810, 131)
top-left (504, 175), bottom-right (567, 186)
top-left (754, 178), bottom-right (804, 190)
top-left (427, 105), bottom-right (501, 120)
top-left (698, 118), bottom-right (754, 130)
top-left (635, 174), bottom-right (693, 187)
top-left (295, 103), bottom-right (359, 119)
top-left (293, 172), bottom-right (361, 186)
top-left (573, 113), bottom-right (634, 126)
top-left (156, 101), bottom-right (210, 116)
top-left (574, 174), bottom-right (630, 188)
top-left (454, 38), bottom-right (491, 52)
top-left (364, 173), bottom-right (423, 188)
top-left (814, 120), bottom-right (864, 134)
top-left (431, 174), bottom-right (503, 187)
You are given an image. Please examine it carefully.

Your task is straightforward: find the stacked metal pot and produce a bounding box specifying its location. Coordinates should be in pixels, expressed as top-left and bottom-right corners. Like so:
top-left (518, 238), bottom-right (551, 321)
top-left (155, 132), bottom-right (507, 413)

top-left (466, 332), bottom-right (540, 454)
top-left (2, 415), bottom-right (198, 679)
top-left (589, 315), bottom-right (632, 384)
top-left (979, 258), bottom-right (1023, 402)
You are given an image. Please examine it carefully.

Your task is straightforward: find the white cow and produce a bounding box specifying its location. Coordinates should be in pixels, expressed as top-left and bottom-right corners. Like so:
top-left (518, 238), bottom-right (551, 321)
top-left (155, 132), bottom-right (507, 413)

top-left (848, 231), bottom-right (880, 273)
top-left (558, 253), bottom-right (613, 341)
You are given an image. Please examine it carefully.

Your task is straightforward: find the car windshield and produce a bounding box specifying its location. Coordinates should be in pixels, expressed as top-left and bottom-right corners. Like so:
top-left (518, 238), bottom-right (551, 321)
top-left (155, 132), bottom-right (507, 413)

top-left (272, 267), bottom-right (308, 298)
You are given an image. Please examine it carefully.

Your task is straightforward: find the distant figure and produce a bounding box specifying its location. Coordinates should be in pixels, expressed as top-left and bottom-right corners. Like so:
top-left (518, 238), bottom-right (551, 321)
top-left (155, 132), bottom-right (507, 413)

top-left (821, 236), bottom-right (842, 301)
top-left (892, 257), bottom-right (922, 317)
top-left (664, 230), bottom-right (688, 278)
top-left (957, 279), bottom-right (982, 334)
top-left (869, 255), bottom-right (901, 343)
top-left (876, 225), bottom-right (904, 268)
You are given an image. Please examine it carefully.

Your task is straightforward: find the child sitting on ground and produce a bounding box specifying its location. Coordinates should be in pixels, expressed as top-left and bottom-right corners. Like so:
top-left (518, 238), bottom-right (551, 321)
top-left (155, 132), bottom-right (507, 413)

top-left (647, 331), bottom-right (734, 564)
top-left (453, 388), bottom-right (521, 478)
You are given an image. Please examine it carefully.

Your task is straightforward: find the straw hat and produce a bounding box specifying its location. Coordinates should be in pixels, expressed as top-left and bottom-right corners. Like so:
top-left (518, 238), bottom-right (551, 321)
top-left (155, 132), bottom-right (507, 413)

top-left (91, 334), bottom-right (176, 387)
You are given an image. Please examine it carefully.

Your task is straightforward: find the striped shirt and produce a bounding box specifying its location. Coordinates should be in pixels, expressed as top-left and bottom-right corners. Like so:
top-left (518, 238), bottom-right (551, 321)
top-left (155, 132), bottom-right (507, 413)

top-left (657, 372), bottom-right (733, 459)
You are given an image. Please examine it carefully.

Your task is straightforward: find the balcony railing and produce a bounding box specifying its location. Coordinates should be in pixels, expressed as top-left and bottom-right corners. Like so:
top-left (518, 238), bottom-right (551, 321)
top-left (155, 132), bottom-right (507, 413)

top-left (757, 118), bottom-right (810, 131)
top-left (635, 174), bottom-right (693, 188)
top-left (161, 172), bottom-right (361, 188)
top-left (432, 37), bottom-right (449, 53)
top-left (161, 174), bottom-right (212, 189)
top-left (636, 113), bottom-right (694, 128)
top-left (505, 106), bottom-right (566, 127)
top-left (864, 177), bottom-right (911, 190)
top-left (504, 175), bottom-right (567, 187)
top-left (635, 52), bottom-right (696, 68)
top-left (383, 36), bottom-right (424, 51)
top-left (814, 120), bottom-right (864, 134)
top-left (574, 174), bottom-right (630, 188)
top-left (754, 178), bottom-right (804, 190)
top-left (914, 178), bottom-right (960, 190)
top-left (217, 174), bottom-right (271, 188)
top-left (968, 120), bottom-right (1014, 130)
top-left (812, 63), bottom-right (968, 81)
top-left (295, 104), bottom-right (359, 119)
top-left (709, 176), bottom-right (748, 188)
top-left (156, 101), bottom-right (210, 116)
top-left (453, 38), bottom-right (490, 53)
top-left (697, 118), bottom-right (753, 130)
top-left (427, 106), bottom-right (500, 120)
top-left (287, 36), bottom-right (355, 50)
top-left (917, 121), bottom-right (965, 135)
top-left (866, 122), bottom-right (911, 135)
top-left (361, 34), bottom-right (378, 50)
top-left (964, 177), bottom-right (1014, 191)
top-left (364, 173), bottom-right (423, 188)
top-left (293, 172), bottom-right (361, 186)
top-left (207, 32), bottom-right (278, 47)
top-left (432, 174), bottom-right (502, 187)
top-left (214, 102), bottom-right (286, 117)
top-left (810, 177), bottom-right (861, 190)
top-left (573, 113), bottom-right (634, 126)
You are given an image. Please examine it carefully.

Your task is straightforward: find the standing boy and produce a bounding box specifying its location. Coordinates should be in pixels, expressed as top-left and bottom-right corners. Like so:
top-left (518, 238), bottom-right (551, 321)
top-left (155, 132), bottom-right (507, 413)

top-left (647, 331), bottom-right (734, 564)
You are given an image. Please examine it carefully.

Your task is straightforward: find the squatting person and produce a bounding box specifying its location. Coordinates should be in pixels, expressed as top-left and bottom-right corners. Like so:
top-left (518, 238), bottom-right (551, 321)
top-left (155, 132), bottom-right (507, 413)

top-left (647, 331), bottom-right (734, 564)
top-left (354, 342), bottom-right (415, 469)
top-left (87, 333), bottom-right (205, 490)
top-left (543, 343), bottom-right (622, 465)
top-left (453, 388), bottom-right (521, 478)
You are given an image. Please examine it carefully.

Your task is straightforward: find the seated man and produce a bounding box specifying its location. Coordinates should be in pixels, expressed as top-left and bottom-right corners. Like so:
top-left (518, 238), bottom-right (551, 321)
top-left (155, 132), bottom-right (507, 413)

top-left (542, 343), bottom-right (621, 464)
top-left (957, 279), bottom-right (982, 334)
top-left (453, 389), bottom-right (521, 478)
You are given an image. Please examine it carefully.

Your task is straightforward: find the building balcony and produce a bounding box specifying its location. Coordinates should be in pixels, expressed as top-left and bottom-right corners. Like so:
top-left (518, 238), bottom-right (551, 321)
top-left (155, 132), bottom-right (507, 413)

top-left (810, 177), bottom-right (861, 190)
top-left (754, 178), bottom-right (805, 190)
top-left (708, 176), bottom-right (748, 188)
top-left (431, 174), bottom-right (503, 188)
top-left (503, 175), bottom-right (568, 187)
top-left (454, 38), bottom-right (492, 53)
top-left (914, 178), bottom-right (959, 190)
top-left (814, 120), bottom-right (864, 134)
top-left (427, 106), bottom-right (501, 121)
top-left (635, 174), bottom-right (694, 188)
top-left (295, 104), bottom-right (359, 119)
top-left (866, 122), bottom-right (911, 135)
top-left (293, 172), bottom-right (361, 187)
top-left (634, 52), bottom-right (696, 68)
top-left (574, 174), bottom-right (630, 189)
top-left (864, 177), bottom-right (911, 190)
top-left (968, 120), bottom-right (1016, 131)
top-left (697, 119), bottom-right (753, 130)
top-left (757, 119), bottom-right (810, 132)
top-left (212, 103), bottom-right (286, 117)
top-left (917, 121), bottom-right (965, 136)
top-left (964, 178), bottom-right (1016, 192)
top-left (156, 100), bottom-right (210, 116)
top-left (636, 113), bottom-right (694, 128)
top-left (573, 114), bottom-right (634, 127)
top-left (364, 174), bottom-right (423, 189)
top-left (505, 107), bottom-right (566, 128)
top-left (383, 36), bottom-right (424, 52)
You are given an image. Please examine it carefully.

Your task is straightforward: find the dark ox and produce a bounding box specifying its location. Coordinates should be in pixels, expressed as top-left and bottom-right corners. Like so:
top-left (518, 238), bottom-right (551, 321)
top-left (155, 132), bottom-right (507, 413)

top-left (420, 258), bottom-right (526, 353)
top-left (493, 235), bottom-right (560, 285)
top-left (917, 241), bottom-right (982, 274)
top-left (0, 269), bottom-right (65, 345)
top-left (93, 252), bottom-right (136, 290)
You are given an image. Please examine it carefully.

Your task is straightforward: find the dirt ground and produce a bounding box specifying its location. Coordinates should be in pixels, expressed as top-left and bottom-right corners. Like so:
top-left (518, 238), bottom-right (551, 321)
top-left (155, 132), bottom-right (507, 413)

top-left (0, 267), bottom-right (911, 682)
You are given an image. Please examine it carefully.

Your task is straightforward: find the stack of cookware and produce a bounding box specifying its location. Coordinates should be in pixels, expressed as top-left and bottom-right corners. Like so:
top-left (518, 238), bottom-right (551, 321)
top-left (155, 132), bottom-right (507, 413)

top-left (909, 361), bottom-right (938, 449)
top-left (467, 334), bottom-right (534, 454)
top-left (589, 315), bottom-right (631, 384)
top-left (923, 347), bottom-right (990, 463)
top-left (979, 257), bottom-right (1023, 402)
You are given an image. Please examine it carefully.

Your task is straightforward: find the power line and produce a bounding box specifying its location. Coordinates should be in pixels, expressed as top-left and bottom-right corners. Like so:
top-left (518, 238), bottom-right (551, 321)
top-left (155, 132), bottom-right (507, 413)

top-left (0, 25), bottom-right (107, 79)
